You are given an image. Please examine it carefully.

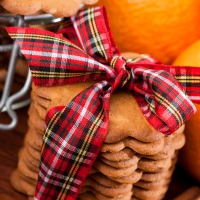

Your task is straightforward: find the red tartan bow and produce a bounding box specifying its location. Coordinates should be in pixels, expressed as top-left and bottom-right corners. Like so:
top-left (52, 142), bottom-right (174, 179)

top-left (6, 6), bottom-right (200, 200)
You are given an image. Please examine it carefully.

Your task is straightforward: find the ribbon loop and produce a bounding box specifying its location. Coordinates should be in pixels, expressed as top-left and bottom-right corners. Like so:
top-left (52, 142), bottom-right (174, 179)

top-left (128, 67), bottom-right (196, 134)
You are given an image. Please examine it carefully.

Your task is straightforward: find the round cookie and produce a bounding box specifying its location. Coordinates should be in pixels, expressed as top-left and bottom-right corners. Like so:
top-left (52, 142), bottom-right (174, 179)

top-left (33, 101), bottom-right (48, 120)
top-left (18, 153), bottom-right (38, 180)
top-left (78, 191), bottom-right (97, 200)
top-left (81, 186), bottom-right (133, 200)
top-left (142, 136), bottom-right (174, 160)
top-left (123, 137), bottom-right (165, 155)
top-left (100, 148), bottom-right (138, 162)
top-left (108, 170), bottom-right (142, 184)
top-left (93, 159), bottom-right (138, 178)
top-left (10, 169), bottom-right (36, 196)
top-left (101, 141), bottom-right (125, 153)
top-left (10, 169), bottom-right (27, 194)
top-left (92, 188), bottom-right (133, 200)
top-left (24, 127), bottom-right (43, 151)
top-left (99, 155), bottom-right (140, 169)
top-left (138, 157), bottom-right (172, 173)
top-left (19, 177), bottom-right (36, 196)
top-left (27, 119), bottom-right (44, 136)
top-left (28, 102), bottom-right (45, 132)
top-left (17, 170), bottom-right (37, 196)
top-left (19, 169), bottom-right (37, 186)
top-left (19, 147), bottom-right (39, 172)
top-left (89, 173), bottom-right (122, 188)
top-left (101, 136), bottom-right (165, 156)
top-left (0, 0), bottom-right (41, 15)
top-left (19, 146), bottom-right (40, 168)
top-left (83, 177), bottom-right (132, 197)
top-left (132, 185), bottom-right (168, 200)
top-left (26, 143), bottom-right (41, 161)
top-left (31, 90), bottom-right (50, 110)
top-left (141, 166), bottom-right (175, 182)
top-left (134, 177), bottom-right (171, 190)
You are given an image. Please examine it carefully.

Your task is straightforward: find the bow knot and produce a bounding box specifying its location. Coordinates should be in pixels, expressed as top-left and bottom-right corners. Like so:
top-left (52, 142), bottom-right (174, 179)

top-left (110, 56), bottom-right (131, 91)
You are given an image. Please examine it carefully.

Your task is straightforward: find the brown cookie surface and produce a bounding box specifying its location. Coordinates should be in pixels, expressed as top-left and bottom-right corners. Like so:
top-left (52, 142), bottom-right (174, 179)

top-left (0, 0), bottom-right (98, 16)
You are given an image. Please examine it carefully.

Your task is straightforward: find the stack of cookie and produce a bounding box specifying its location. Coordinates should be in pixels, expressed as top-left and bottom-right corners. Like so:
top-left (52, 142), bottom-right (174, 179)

top-left (10, 79), bottom-right (185, 200)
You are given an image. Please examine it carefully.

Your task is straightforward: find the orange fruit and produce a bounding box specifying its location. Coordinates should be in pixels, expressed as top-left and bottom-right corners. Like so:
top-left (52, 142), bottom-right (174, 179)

top-left (173, 40), bottom-right (200, 182)
top-left (91, 0), bottom-right (200, 64)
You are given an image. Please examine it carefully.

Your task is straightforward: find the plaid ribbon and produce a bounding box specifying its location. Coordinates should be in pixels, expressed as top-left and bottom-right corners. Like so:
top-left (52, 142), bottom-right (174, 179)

top-left (6, 6), bottom-right (200, 200)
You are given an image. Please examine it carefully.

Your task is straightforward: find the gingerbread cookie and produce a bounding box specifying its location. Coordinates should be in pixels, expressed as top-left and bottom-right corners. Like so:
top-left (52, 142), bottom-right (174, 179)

top-left (0, 0), bottom-right (98, 17)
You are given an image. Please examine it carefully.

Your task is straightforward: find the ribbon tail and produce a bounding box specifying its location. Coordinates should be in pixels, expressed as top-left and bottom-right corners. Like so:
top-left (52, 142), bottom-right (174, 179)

top-left (128, 62), bottom-right (200, 103)
top-left (6, 27), bottom-right (115, 86)
top-left (34, 81), bottom-right (111, 200)
top-left (6, 27), bottom-right (85, 86)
